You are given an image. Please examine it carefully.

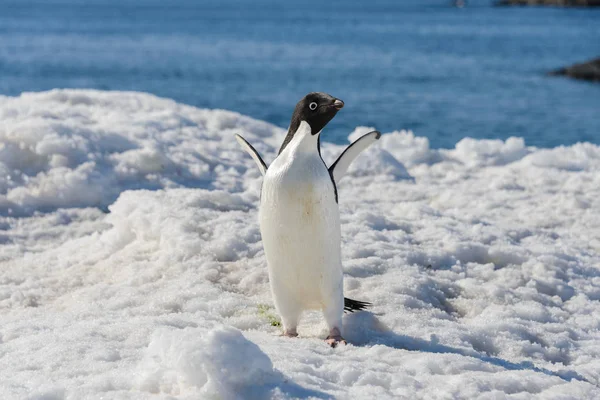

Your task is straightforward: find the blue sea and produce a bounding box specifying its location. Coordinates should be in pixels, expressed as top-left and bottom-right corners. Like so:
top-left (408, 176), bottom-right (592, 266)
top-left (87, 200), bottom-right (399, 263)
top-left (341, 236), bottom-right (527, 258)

top-left (0, 0), bottom-right (598, 148)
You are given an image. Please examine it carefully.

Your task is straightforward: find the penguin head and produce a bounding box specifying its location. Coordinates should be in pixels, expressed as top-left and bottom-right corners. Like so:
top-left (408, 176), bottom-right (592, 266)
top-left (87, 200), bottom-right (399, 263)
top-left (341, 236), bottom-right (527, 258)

top-left (290, 92), bottom-right (344, 136)
top-left (278, 92), bottom-right (344, 154)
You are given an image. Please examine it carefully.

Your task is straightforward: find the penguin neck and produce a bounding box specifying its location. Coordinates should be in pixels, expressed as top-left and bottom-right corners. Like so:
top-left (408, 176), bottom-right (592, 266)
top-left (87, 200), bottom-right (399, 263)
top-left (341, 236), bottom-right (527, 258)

top-left (282, 120), bottom-right (320, 157)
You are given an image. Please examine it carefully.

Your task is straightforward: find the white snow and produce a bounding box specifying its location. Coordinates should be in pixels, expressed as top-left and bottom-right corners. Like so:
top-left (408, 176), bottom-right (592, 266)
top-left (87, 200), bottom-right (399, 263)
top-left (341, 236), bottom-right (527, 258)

top-left (1, 89), bottom-right (599, 399)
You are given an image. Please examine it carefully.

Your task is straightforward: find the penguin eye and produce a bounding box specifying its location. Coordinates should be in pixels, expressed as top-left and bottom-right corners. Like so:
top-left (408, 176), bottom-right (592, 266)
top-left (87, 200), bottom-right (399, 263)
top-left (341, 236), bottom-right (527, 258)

top-left (309, 102), bottom-right (318, 111)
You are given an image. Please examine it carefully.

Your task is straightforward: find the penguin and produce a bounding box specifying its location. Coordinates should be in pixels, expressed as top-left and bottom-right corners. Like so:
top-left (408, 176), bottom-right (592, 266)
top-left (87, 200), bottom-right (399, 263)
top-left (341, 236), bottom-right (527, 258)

top-left (235, 92), bottom-right (379, 347)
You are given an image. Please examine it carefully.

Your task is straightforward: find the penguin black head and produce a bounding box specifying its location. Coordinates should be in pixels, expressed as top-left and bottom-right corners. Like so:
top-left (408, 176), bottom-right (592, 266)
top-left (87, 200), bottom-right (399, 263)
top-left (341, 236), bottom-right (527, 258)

top-left (279, 92), bottom-right (344, 154)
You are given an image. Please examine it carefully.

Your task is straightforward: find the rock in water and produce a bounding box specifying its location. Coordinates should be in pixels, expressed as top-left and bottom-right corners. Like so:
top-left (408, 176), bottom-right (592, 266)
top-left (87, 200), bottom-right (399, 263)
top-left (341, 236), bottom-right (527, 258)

top-left (549, 57), bottom-right (600, 82)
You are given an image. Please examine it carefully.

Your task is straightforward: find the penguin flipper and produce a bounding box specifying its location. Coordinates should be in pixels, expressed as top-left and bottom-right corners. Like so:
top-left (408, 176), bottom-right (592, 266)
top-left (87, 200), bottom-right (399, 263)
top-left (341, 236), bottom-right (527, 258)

top-left (235, 134), bottom-right (268, 176)
top-left (329, 131), bottom-right (381, 184)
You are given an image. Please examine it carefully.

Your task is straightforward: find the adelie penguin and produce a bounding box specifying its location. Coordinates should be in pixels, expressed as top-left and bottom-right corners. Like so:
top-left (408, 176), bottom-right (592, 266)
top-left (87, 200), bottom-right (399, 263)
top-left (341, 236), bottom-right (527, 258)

top-left (236, 92), bottom-right (379, 347)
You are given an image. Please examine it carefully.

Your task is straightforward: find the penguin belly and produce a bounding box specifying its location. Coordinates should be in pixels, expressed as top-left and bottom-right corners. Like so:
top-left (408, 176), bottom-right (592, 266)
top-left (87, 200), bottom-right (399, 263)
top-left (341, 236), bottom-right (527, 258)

top-left (259, 155), bottom-right (343, 314)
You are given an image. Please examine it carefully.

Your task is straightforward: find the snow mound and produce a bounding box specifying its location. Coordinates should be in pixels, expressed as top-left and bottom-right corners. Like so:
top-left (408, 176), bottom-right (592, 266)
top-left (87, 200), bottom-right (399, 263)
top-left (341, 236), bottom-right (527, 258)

top-left (523, 142), bottom-right (600, 171)
top-left (371, 128), bottom-right (439, 168)
top-left (0, 89), bottom-right (281, 216)
top-left (340, 127), bottom-right (413, 180)
top-left (449, 137), bottom-right (530, 168)
top-left (137, 326), bottom-right (278, 398)
top-left (1, 90), bottom-right (600, 399)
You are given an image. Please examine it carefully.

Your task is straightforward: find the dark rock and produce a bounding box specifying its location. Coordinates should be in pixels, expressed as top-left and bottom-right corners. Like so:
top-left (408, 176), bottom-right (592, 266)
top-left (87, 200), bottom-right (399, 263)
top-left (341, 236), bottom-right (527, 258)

top-left (549, 58), bottom-right (600, 82)
top-left (496, 0), bottom-right (600, 6)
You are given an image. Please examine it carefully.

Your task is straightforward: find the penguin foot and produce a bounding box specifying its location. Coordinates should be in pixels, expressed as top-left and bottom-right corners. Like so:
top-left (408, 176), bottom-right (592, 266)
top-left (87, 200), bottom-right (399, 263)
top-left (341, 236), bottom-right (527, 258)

top-left (325, 335), bottom-right (347, 348)
top-left (283, 330), bottom-right (298, 338)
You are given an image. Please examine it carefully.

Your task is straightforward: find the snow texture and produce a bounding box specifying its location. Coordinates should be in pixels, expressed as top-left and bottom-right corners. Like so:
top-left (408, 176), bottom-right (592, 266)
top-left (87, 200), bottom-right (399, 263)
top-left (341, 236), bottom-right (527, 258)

top-left (1, 90), bottom-right (599, 399)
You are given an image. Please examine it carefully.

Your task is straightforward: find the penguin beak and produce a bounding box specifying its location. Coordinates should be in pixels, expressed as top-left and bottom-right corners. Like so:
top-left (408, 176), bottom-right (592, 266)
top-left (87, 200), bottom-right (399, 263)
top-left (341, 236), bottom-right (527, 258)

top-left (332, 99), bottom-right (344, 110)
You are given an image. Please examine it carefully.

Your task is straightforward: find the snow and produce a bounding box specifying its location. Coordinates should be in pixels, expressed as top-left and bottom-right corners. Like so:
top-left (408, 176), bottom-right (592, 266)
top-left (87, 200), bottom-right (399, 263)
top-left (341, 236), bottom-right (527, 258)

top-left (137, 327), bottom-right (280, 398)
top-left (1, 89), bottom-right (599, 399)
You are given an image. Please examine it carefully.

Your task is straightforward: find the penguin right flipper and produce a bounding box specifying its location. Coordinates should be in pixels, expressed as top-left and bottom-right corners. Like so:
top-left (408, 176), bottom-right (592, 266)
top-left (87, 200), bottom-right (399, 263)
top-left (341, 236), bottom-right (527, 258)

top-left (329, 131), bottom-right (381, 184)
top-left (235, 134), bottom-right (268, 176)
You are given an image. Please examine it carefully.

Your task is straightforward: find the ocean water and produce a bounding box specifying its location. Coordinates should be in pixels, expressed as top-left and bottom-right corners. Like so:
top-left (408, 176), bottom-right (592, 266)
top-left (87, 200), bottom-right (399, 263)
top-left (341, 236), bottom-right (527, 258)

top-left (0, 0), bottom-right (598, 148)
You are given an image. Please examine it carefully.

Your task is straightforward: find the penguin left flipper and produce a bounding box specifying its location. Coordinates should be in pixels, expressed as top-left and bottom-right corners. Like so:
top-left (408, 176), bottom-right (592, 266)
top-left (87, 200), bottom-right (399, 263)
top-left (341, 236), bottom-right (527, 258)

top-left (329, 130), bottom-right (381, 184)
top-left (235, 134), bottom-right (268, 176)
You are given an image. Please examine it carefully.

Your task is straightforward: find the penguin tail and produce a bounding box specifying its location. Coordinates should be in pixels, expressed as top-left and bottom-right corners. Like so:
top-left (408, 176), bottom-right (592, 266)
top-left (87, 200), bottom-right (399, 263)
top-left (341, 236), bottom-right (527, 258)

top-left (344, 297), bottom-right (371, 313)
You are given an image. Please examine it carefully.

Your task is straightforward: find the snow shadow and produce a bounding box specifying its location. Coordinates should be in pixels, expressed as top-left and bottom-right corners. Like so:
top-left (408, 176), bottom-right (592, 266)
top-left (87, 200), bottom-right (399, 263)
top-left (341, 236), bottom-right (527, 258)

top-left (263, 374), bottom-right (334, 400)
top-left (344, 312), bottom-right (592, 386)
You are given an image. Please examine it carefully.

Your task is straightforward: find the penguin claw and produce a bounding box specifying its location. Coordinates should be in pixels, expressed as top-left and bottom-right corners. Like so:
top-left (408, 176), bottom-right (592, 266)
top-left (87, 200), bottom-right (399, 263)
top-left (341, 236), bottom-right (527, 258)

top-left (325, 335), bottom-right (347, 348)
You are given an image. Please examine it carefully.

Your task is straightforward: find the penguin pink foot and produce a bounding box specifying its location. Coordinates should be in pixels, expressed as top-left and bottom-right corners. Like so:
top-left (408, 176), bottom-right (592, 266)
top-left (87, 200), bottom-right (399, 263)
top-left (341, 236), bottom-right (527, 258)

top-left (325, 335), bottom-right (347, 348)
top-left (325, 327), bottom-right (346, 348)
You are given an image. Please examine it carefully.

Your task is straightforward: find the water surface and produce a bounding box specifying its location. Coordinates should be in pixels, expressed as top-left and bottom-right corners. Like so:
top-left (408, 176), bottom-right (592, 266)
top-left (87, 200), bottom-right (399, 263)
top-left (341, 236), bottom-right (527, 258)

top-left (1, 0), bottom-right (598, 147)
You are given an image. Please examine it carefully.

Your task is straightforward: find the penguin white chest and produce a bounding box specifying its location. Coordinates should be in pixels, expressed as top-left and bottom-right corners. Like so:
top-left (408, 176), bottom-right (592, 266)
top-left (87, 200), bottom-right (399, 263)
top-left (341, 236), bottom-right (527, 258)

top-left (259, 150), bottom-right (342, 309)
